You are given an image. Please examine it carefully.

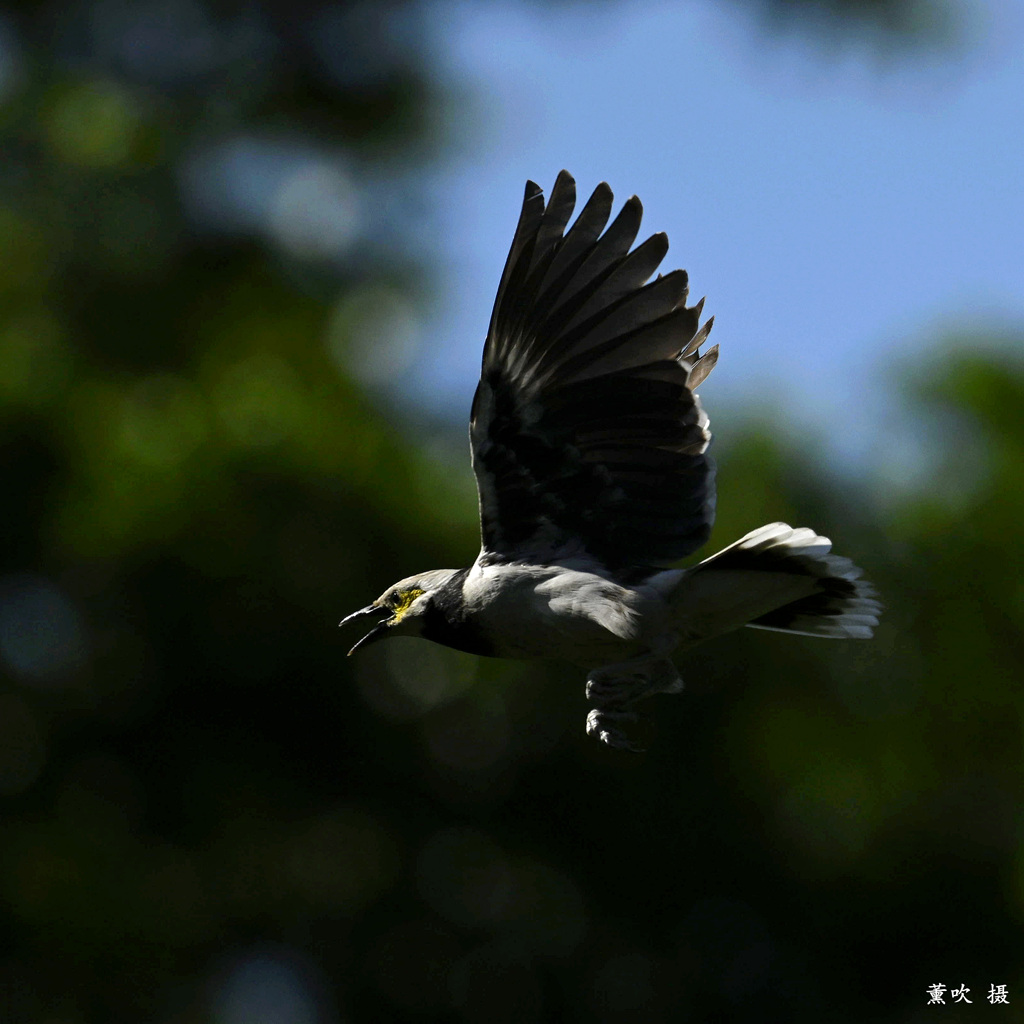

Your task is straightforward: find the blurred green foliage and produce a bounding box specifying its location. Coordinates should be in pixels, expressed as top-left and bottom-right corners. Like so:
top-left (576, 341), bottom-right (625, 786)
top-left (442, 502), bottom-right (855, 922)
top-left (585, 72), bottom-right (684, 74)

top-left (0, 1), bottom-right (1018, 1022)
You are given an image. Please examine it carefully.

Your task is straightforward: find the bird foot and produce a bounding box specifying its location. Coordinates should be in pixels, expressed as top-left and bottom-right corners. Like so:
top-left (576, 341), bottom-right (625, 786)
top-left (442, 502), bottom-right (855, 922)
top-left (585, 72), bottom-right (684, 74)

top-left (586, 708), bottom-right (644, 753)
top-left (584, 657), bottom-right (682, 751)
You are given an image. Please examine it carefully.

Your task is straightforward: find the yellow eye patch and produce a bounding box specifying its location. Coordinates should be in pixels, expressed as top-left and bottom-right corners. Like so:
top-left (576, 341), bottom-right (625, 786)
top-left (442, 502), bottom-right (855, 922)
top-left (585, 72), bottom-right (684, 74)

top-left (391, 588), bottom-right (424, 622)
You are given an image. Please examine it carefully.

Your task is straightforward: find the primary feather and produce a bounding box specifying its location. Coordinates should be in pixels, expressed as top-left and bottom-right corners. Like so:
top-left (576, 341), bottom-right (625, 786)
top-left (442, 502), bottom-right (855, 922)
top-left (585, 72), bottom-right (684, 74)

top-left (471, 170), bottom-right (717, 571)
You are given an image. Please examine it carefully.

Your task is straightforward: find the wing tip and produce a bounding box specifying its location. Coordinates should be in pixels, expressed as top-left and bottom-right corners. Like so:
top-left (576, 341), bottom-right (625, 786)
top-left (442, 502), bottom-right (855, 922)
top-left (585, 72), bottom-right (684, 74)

top-left (688, 343), bottom-right (719, 389)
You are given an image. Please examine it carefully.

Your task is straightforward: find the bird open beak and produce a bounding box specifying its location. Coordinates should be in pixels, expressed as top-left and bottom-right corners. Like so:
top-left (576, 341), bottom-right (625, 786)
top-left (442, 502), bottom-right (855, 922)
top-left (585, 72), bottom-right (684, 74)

top-left (339, 604), bottom-right (393, 656)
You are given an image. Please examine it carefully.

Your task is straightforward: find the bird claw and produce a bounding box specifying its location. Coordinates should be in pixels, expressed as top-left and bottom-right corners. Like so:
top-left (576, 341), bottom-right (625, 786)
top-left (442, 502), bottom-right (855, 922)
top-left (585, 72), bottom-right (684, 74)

top-left (586, 708), bottom-right (644, 753)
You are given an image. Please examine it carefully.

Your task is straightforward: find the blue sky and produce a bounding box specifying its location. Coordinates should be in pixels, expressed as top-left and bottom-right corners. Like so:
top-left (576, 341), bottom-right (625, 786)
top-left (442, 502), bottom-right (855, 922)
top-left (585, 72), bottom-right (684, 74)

top-left (409, 0), bottom-right (1023, 473)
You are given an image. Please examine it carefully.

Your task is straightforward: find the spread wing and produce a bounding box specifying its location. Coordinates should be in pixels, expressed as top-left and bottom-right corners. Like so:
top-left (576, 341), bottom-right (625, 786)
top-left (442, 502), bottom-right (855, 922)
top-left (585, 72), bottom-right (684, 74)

top-left (470, 170), bottom-right (718, 571)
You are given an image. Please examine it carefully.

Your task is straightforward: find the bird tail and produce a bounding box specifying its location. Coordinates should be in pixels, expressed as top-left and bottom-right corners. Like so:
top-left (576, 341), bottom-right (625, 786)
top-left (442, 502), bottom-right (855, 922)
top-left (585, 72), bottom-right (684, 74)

top-left (670, 522), bottom-right (880, 642)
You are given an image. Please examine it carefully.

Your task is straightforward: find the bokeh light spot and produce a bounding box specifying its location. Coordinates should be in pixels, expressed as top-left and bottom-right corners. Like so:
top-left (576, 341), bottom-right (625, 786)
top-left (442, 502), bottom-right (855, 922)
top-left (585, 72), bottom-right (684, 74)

top-left (385, 637), bottom-right (476, 714)
top-left (45, 79), bottom-right (143, 169)
top-left (0, 574), bottom-right (88, 687)
top-left (210, 946), bottom-right (332, 1024)
top-left (181, 136), bottom-right (360, 264)
top-left (268, 162), bottom-right (360, 262)
top-left (326, 285), bottom-right (421, 387)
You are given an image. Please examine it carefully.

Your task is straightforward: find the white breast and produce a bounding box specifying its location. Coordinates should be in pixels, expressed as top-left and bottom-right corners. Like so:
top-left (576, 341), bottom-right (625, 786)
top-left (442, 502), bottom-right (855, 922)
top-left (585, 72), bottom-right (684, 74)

top-left (462, 559), bottom-right (663, 665)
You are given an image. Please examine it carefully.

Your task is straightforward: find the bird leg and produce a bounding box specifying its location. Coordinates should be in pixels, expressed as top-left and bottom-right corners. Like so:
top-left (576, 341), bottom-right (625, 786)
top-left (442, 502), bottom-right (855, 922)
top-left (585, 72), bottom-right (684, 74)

top-left (584, 652), bottom-right (682, 751)
top-left (585, 658), bottom-right (683, 704)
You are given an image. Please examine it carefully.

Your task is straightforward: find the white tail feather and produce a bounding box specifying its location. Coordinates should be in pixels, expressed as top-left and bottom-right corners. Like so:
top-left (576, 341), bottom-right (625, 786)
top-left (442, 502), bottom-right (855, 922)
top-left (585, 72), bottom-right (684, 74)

top-left (673, 522), bottom-right (881, 643)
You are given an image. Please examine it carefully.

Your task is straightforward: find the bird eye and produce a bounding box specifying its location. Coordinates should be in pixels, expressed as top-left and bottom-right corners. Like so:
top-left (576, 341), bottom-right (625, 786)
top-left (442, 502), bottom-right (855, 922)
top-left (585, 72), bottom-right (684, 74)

top-left (389, 588), bottom-right (425, 620)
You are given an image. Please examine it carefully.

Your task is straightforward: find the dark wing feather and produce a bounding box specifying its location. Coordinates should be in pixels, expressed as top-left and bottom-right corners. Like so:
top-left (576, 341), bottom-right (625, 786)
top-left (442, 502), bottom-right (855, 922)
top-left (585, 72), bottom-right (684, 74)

top-left (470, 171), bottom-right (717, 570)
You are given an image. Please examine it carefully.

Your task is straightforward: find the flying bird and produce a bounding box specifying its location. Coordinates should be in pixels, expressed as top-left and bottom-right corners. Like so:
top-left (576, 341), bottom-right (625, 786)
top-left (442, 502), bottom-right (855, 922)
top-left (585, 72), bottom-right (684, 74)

top-left (341, 171), bottom-right (880, 750)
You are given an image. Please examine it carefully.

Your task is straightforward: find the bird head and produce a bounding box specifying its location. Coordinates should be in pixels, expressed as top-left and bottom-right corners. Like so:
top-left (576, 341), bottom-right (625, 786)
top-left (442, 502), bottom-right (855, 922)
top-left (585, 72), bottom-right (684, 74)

top-left (339, 570), bottom-right (457, 656)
